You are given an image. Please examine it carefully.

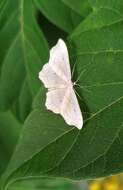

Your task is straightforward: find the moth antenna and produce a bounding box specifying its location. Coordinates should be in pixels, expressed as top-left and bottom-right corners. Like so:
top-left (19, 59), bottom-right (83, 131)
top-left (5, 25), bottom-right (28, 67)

top-left (75, 84), bottom-right (92, 93)
top-left (75, 61), bottom-right (93, 84)
top-left (74, 88), bottom-right (83, 101)
top-left (75, 68), bottom-right (87, 84)
top-left (71, 59), bottom-right (78, 78)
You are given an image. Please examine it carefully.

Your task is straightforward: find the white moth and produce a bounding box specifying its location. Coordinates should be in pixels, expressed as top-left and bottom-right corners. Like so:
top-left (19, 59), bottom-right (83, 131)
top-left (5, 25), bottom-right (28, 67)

top-left (39, 39), bottom-right (83, 130)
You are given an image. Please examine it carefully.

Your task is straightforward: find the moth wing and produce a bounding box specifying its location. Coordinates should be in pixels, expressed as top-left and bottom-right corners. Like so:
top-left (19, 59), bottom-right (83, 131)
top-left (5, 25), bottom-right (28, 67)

top-left (45, 88), bottom-right (67, 114)
top-left (39, 63), bottom-right (67, 89)
top-left (39, 39), bottom-right (71, 88)
top-left (49, 39), bottom-right (71, 81)
top-left (61, 88), bottom-right (83, 130)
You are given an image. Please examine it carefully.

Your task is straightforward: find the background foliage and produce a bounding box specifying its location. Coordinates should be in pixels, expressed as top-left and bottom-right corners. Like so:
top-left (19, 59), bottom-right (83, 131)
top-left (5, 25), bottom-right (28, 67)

top-left (0, 0), bottom-right (123, 189)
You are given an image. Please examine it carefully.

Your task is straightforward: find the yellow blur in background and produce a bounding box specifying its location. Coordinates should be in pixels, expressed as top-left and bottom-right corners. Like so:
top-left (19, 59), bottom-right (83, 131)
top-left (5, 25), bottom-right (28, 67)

top-left (90, 174), bottom-right (123, 190)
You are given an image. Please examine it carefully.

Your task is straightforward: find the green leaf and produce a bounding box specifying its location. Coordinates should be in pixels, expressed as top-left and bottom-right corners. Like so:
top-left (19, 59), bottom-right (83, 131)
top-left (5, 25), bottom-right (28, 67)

top-left (0, 111), bottom-right (21, 176)
top-left (10, 78), bottom-right (32, 123)
top-left (34, 0), bottom-right (83, 33)
top-left (18, 78), bottom-right (32, 122)
top-left (0, 0), bottom-right (48, 111)
top-left (71, 0), bottom-right (123, 36)
top-left (62, 0), bottom-right (92, 17)
top-left (1, 0), bottom-right (123, 188)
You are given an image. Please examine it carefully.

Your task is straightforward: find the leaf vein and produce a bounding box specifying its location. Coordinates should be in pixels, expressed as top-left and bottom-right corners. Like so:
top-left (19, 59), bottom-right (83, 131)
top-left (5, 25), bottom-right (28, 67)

top-left (72, 123), bottom-right (123, 175)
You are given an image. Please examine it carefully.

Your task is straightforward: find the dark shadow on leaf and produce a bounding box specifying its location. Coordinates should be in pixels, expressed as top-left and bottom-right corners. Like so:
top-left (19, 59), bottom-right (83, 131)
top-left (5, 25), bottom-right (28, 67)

top-left (36, 11), bottom-right (67, 47)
